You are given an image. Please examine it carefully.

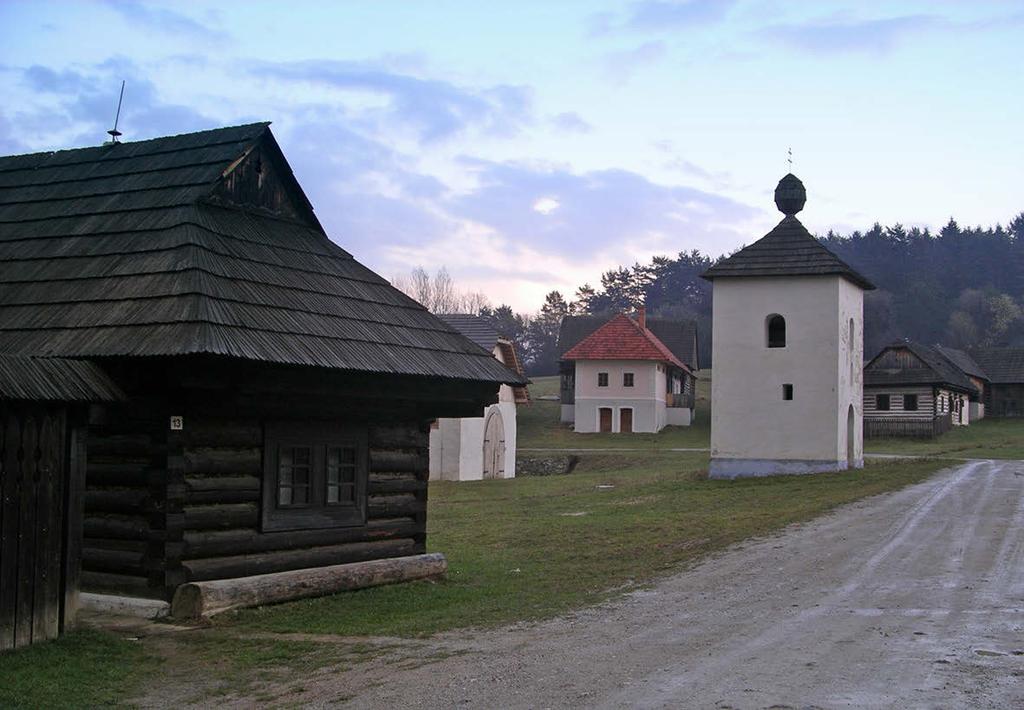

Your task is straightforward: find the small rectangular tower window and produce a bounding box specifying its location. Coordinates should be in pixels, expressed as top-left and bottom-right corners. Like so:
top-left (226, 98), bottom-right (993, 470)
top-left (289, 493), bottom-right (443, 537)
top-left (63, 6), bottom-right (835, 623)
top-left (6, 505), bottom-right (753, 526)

top-left (598, 372), bottom-right (609, 387)
top-left (623, 372), bottom-right (634, 387)
top-left (876, 394), bottom-right (890, 411)
top-left (903, 394), bottom-right (918, 411)
top-left (782, 384), bottom-right (793, 400)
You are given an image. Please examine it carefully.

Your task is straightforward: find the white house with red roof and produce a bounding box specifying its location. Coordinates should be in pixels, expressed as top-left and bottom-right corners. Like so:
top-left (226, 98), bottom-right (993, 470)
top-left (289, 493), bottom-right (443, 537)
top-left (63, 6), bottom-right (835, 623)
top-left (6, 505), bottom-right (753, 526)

top-left (562, 308), bottom-right (695, 433)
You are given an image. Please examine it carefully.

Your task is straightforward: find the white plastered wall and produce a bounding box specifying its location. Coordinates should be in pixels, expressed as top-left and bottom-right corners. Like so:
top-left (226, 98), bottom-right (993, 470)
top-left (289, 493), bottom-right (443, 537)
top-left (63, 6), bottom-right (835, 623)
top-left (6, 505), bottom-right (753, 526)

top-left (428, 401), bottom-right (517, 481)
top-left (573, 360), bottom-right (665, 433)
top-left (710, 275), bottom-right (864, 473)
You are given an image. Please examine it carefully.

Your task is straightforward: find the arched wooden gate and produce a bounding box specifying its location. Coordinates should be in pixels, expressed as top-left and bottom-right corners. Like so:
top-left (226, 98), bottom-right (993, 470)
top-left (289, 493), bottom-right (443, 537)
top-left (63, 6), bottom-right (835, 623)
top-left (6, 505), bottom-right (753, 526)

top-left (482, 410), bottom-right (505, 479)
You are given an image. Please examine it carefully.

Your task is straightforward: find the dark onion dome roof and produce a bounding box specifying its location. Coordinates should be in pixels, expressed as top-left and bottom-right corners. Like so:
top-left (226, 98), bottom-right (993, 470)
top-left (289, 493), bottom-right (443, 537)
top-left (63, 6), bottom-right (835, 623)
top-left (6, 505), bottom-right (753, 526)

top-left (0, 123), bottom-right (525, 386)
top-left (0, 355), bottom-right (123, 402)
top-left (864, 341), bottom-right (978, 395)
top-left (702, 173), bottom-right (875, 290)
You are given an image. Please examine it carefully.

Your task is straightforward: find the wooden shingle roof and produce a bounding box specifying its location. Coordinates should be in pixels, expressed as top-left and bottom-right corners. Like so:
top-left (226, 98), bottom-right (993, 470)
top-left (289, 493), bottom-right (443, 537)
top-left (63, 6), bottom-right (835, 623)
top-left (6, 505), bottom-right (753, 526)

top-left (864, 342), bottom-right (978, 395)
top-left (934, 345), bottom-right (988, 382)
top-left (968, 348), bottom-right (1024, 384)
top-left (0, 356), bottom-right (123, 402)
top-left (701, 174), bottom-right (874, 290)
top-left (0, 123), bottom-right (525, 385)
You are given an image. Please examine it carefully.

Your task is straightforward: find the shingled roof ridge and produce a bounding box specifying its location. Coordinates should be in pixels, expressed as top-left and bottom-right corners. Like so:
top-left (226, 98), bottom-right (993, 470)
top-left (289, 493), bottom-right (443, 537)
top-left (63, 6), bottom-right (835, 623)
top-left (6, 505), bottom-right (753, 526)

top-left (0, 220), bottom-right (352, 261)
top-left (0, 122), bottom-right (270, 173)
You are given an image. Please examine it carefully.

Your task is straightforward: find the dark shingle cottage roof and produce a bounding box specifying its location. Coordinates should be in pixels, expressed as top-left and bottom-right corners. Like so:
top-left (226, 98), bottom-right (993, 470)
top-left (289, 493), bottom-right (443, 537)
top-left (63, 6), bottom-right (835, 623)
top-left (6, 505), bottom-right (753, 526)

top-left (701, 174), bottom-right (875, 290)
top-left (0, 123), bottom-right (524, 385)
top-left (864, 342), bottom-right (978, 395)
top-left (558, 315), bottom-right (699, 370)
top-left (968, 348), bottom-right (1024, 384)
top-left (437, 314), bottom-right (500, 353)
top-left (933, 345), bottom-right (988, 382)
top-left (0, 355), bottom-right (123, 402)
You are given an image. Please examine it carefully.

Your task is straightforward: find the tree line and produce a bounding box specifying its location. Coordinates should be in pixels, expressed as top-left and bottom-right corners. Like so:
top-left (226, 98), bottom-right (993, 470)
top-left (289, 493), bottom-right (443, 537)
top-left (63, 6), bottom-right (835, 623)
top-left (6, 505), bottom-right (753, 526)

top-left (396, 213), bottom-right (1024, 375)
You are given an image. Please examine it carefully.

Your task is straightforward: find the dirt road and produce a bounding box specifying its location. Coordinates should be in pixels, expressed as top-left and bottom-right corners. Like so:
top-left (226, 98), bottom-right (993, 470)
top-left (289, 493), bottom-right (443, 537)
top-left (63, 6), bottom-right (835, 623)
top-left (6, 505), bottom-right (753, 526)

top-left (328, 459), bottom-right (1023, 709)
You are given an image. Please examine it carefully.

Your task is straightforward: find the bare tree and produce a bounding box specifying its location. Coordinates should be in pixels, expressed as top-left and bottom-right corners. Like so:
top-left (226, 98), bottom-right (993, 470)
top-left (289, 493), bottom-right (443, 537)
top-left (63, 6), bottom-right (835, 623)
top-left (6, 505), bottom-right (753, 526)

top-left (392, 266), bottom-right (492, 314)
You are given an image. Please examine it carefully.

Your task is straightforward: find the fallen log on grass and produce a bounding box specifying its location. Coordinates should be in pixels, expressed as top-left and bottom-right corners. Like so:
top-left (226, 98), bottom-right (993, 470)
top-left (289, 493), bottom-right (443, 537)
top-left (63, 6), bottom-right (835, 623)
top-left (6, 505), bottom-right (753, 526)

top-left (170, 552), bottom-right (447, 619)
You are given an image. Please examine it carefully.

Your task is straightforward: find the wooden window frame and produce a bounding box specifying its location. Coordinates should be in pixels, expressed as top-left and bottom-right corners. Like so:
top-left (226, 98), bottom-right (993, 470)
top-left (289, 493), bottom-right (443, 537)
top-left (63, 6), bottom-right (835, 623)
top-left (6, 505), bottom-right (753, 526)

top-left (623, 372), bottom-right (635, 388)
top-left (876, 394), bottom-right (890, 411)
top-left (903, 394), bottom-right (918, 411)
top-left (261, 421), bottom-right (368, 532)
top-left (598, 372), bottom-right (609, 387)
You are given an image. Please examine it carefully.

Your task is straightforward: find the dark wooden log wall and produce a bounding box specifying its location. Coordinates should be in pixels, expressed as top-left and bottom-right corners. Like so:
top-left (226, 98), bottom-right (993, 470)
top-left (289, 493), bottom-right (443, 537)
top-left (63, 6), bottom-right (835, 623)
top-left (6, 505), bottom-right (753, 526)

top-left (174, 417), bottom-right (428, 597)
top-left (82, 401), bottom-right (167, 599)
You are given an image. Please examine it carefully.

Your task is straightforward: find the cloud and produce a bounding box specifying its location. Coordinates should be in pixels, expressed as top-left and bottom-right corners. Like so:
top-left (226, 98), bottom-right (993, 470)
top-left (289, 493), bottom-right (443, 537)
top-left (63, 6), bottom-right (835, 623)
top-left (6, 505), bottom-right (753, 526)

top-left (102, 0), bottom-right (227, 42)
top-left (604, 41), bottom-right (667, 83)
top-left (447, 158), bottom-right (759, 260)
top-left (550, 111), bottom-right (592, 133)
top-left (6, 57), bottom-right (217, 151)
top-left (251, 59), bottom-right (532, 143)
top-left (764, 15), bottom-right (935, 54)
top-left (626, 0), bottom-right (737, 30)
top-left (591, 0), bottom-right (736, 34)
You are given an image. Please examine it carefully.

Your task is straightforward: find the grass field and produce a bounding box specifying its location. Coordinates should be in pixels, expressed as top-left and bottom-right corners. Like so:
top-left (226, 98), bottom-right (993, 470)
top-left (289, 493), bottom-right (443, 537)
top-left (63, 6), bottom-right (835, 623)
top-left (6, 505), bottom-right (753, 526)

top-left (3, 369), bottom-right (1001, 708)
top-left (865, 417), bottom-right (1024, 459)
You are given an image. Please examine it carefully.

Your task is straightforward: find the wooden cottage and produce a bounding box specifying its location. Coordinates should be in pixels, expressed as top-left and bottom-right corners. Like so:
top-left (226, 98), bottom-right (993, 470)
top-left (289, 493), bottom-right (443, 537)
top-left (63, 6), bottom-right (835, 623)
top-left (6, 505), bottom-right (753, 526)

top-left (968, 348), bottom-right (1024, 418)
top-left (1, 356), bottom-right (122, 648)
top-left (863, 342), bottom-right (978, 438)
top-left (0, 123), bottom-right (525, 606)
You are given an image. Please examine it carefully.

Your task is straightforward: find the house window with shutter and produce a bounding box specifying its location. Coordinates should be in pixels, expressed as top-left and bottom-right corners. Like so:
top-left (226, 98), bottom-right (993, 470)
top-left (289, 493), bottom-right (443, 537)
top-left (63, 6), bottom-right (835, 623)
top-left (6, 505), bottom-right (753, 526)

top-left (262, 422), bottom-right (368, 532)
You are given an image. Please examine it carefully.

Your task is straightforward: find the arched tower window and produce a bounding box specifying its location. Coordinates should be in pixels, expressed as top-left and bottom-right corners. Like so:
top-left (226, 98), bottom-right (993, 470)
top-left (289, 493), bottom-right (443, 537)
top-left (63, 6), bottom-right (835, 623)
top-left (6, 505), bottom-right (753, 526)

top-left (766, 314), bottom-right (786, 348)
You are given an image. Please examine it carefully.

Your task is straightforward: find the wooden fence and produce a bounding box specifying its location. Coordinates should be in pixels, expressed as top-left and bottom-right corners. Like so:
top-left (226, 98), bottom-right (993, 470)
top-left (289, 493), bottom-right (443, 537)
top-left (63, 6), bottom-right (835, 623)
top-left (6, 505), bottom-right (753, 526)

top-left (864, 415), bottom-right (953, 440)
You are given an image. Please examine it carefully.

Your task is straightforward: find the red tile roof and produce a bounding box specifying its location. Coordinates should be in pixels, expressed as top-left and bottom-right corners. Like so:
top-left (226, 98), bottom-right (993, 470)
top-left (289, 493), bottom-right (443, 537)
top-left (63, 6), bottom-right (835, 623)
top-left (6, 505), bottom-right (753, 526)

top-left (562, 314), bottom-right (689, 371)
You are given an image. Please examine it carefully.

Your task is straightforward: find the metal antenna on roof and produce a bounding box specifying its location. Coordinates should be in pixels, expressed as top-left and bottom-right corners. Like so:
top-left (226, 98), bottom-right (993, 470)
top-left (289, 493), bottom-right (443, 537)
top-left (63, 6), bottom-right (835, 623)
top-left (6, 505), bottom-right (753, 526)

top-left (106, 80), bottom-right (125, 144)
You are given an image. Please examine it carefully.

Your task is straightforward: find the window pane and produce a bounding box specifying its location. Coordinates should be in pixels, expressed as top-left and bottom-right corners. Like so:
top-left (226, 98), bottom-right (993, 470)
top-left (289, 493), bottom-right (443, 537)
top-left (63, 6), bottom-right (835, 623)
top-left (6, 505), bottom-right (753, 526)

top-left (327, 446), bottom-right (357, 505)
top-left (278, 445), bottom-right (312, 508)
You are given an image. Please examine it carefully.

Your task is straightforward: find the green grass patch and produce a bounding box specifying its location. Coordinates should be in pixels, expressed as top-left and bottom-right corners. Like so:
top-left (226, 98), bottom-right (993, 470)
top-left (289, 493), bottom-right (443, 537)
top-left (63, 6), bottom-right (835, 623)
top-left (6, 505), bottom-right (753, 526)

top-left (222, 453), bottom-right (947, 638)
top-left (0, 628), bottom-right (158, 710)
top-left (519, 374), bottom-right (711, 449)
top-left (866, 416), bottom-right (1024, 459)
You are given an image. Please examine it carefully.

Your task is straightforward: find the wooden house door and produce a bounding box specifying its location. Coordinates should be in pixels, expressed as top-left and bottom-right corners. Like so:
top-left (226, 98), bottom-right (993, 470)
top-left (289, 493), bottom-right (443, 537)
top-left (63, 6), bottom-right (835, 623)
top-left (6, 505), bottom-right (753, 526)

top-left (620, 409), bottom-right (633, 433)
top-left (0, 405), bottom-right (73, 650)
top-left (599, 408), bottom-right (613, 433)
top-left (482, 410), bottom-right (505, 479)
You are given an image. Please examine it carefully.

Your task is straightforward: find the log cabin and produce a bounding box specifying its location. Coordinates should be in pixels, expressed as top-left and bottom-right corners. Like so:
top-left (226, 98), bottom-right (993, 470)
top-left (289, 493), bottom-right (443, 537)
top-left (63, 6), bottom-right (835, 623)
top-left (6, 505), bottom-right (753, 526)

top-left (968, 347), bottom-right (1024, 418)
top-left (0, 123), bottom-right (526, 606)
top-left (863, 342), bottom-right (979, 438)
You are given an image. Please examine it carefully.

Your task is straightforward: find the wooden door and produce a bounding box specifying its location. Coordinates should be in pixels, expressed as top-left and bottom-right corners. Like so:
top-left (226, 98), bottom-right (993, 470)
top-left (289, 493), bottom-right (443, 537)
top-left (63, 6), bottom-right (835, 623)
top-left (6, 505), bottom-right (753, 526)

top-left (482, 410), bottom-right (505, 479)
top-left (599, 408), bottom-right (613, 433)
top-left (0, 405), bottom-right (70, 650)
top-left (620, 409), bottom-right (633, 433)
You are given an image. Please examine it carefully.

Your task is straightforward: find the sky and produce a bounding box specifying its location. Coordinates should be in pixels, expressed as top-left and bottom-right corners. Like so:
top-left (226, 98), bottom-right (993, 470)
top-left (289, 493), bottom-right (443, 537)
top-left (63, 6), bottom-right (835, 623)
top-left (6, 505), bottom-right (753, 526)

top-left (1, 0), bottom-right (1021, 312)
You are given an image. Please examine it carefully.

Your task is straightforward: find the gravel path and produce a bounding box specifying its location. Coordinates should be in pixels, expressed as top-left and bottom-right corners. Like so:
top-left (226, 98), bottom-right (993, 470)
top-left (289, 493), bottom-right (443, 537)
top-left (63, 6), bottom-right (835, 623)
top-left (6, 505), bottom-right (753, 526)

top-left (325, 459), bottom-right (1024, 709)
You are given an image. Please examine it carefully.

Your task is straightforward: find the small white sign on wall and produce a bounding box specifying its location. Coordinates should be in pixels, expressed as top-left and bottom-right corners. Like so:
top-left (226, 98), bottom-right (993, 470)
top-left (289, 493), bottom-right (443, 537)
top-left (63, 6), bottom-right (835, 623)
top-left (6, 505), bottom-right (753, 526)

top-left (170, 416), bottom-right (184, 431)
